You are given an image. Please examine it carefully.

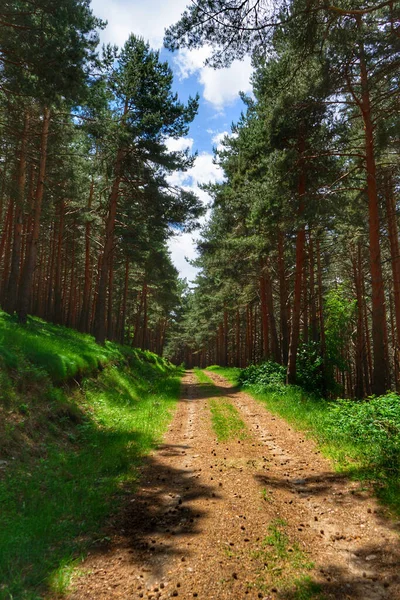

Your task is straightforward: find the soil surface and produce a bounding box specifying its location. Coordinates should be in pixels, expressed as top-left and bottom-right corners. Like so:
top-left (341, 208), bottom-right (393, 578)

top-left (65, 371), bottom-right (400, 600)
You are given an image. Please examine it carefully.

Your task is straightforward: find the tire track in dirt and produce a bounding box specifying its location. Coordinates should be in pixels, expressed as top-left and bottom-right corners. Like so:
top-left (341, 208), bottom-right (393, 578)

top-left (63, 371), bottom-right (400, 600)
top-left (205, 370), bottom-right (400, 600)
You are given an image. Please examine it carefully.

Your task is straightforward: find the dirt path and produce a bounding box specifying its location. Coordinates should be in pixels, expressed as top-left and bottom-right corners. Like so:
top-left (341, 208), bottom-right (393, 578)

top-left (66, 371), bottom-right (400, 600)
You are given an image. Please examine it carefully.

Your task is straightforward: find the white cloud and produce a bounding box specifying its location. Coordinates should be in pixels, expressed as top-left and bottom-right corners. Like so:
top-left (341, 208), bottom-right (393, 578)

top-left (165, 137), bottom-right (194, 152)
top-left (211, 130), bottom-right (230, 150)
top-left (168, 232), bottom-right (201, 283)
top-left (168, 151), bottom-right (223, 188)
top-left (167, 151), bottom-right (223, 282)
top-left (174, 48), bottom-right (253, 109)
top-left (91, 0), bottom-right (188, 48)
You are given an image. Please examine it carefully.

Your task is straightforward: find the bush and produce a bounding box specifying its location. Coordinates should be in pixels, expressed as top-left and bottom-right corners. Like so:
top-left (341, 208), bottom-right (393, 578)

top-left (326, 393), bottom-right (400, 477)
top-left (296, 341), bottom-right (326, 395)
top-left (238, 361), bottom-right (286, 391)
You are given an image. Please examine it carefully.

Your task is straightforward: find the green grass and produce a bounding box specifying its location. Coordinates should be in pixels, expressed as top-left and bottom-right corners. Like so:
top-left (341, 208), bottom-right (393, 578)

top-left (206, 365), bottom-right (242, 385)
top-left (251, 519), bottom-right (323, 599)
top-left (208, 366), bottom-right (400, 516)
top-left (0, 311), bottom-right (122, 384)
top-left (209, 399), bottom-right (248, 441)
top-left (193, 369), bottom-right (248, 441)
top-left (194, 367), bottom-right (218, 386)
top-left (0, 314), bottom-right (182, 599)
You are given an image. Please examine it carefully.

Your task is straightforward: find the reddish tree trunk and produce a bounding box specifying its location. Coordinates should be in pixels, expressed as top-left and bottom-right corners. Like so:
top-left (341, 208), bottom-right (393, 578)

top-left (5, 112), bottom-right (29, 314)
top-left (278, 230), bottom-right (289, 364)
top-left (93, 103), bottom-right (127, 343)
top-left (53, 201), bottom-right (65, 324)
top-left (259, 272), bottom-right (269, 360)
top-left (287, 129), bottom-right (306, 384)
top-left (1, 201), bottom-right (14, 303)
top-left (264, 264), bottom-right (280, 363)
top-left (78, 180), bottom-right (94, 332)
top-left (17, 107), bottom-right (51, 323)
top-left (358, 24), bottom-right (388, 394)
top-left (385, 171), bottom-right (400, 386)
top-left (107, 249), bottom-right (114, 340)
top-left (119, 258), bottom-right (130, 344)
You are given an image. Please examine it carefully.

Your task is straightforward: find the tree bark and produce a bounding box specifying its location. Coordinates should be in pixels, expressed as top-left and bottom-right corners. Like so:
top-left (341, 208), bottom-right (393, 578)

top-left (385, 170), bottom-right (400, 386)
top-left (5, 112), bottom-right (29, 314)
top-left (287, 128), bottom-right (306, 384)
top-left (78, 180), bottom-right (94, 332)
top-left (357, 21), bottom-right (388, 394)
top-left (93, 146), bottom-right (124, 343)
top-left (278, 230), bottom-right (289, 364)
top-left (17, 107), bottom-right (51, 323)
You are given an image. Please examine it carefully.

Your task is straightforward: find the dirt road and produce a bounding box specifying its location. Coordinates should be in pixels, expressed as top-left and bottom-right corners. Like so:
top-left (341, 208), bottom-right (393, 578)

top-left (67, 371), bottom-right (400, 600)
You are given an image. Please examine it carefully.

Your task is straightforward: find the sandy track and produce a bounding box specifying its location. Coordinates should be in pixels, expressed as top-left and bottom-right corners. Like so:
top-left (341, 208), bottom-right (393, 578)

top-left (65, 371), bottom-right (400, 600)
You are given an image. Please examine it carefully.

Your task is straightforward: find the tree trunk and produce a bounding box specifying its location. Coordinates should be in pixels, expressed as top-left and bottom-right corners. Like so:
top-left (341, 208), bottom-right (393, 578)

top-left (353, 244), bottom-right (367, 398)
top-left (259, 272), bottom-right (269, 359)
top-left (308, 231), bottom-right (318, 342)
top-left (316, 234), bottom-right (327, 393)
top-left (93, 147), bottom-right (124, 343)
top-left (287, 129), bottom-right (306, 384)
top-left (119, 258), bottom-right (130, 344)
top-left (264, 264), bottom-right (280, 363)
top-left (53, 201), bottom-right (65, 324)
top-left (358, 23), bottom-right (388, 395)
top-left (5, 112), bottom-right (29, 314)
top-left (78, 180), bottom-right (94, 332)
top-left (141, 281), bottom-right (148, 350)
top-left (107, 249), bottom-right (114, 340)
top-left (385, 170), bottom-right (400, 386)
top-left (1, 201), bottom-right (14, 304)
top-left (17, 107), bottom-right (51, 323)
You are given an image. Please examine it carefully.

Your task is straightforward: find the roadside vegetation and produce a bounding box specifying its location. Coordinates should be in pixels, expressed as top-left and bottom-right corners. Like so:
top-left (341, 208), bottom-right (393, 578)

top-left (0, 312), bottom-right (182, 600)
top-left (251, 519), bottom-right (322, 600)
top-left (209, 399), bottom-right (248, 442)
top-left (207, 363), bottom-right (400, 515)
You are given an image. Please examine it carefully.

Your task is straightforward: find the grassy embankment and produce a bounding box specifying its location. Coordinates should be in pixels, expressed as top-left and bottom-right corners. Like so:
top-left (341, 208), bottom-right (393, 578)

top-left (0, 311), bottom-right (182, 600)
top-left (206, 365), bottom-right (400, 515)
top-left (194, 368), bottom-right (247, 441)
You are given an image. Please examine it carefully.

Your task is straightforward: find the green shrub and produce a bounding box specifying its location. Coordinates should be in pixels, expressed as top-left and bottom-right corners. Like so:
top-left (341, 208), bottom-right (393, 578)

top-left (325, 393), bottom-right (400, 477)
top-left (238, 361), bottom-right (286, 391)
top-left (296, 341), bottom-right (326, 395)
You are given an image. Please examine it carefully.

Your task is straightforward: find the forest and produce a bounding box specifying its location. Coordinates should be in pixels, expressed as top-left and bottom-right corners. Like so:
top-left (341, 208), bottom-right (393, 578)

top-left (0, 1), bottom-right (399, 400)
top-left (165, 0), bottom-right (400, 400)
top-left (1, 2), bottom-right (400, 599)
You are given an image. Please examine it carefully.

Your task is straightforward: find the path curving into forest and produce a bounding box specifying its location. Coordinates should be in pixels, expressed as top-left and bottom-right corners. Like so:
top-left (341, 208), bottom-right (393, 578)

top-left (65, 371), bottom-right (400, 600)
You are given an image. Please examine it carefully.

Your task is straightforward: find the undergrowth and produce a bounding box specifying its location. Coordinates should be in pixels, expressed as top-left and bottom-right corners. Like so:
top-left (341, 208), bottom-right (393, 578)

top-left (208, 365), bottom-right (400, 515)
top-left (0, 313), bottom-right (182, 599)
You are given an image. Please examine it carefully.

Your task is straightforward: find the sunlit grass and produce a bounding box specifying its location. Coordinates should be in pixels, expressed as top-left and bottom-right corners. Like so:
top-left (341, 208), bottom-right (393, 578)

top-left (0, 310), bottom-right (121, 383)
top-left (0, 313), bottom-right (182, 599)
top-left (209, 398), bottom-right (248, 441)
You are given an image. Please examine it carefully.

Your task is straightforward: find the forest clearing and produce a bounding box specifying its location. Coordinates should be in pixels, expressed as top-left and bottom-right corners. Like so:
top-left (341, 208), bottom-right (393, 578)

top-left (1, 1), bottom-right (400, 599)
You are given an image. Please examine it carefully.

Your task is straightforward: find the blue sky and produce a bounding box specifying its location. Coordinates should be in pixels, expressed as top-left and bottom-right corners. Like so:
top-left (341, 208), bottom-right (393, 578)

top-left (91, 0), bottom-right (253, 282)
